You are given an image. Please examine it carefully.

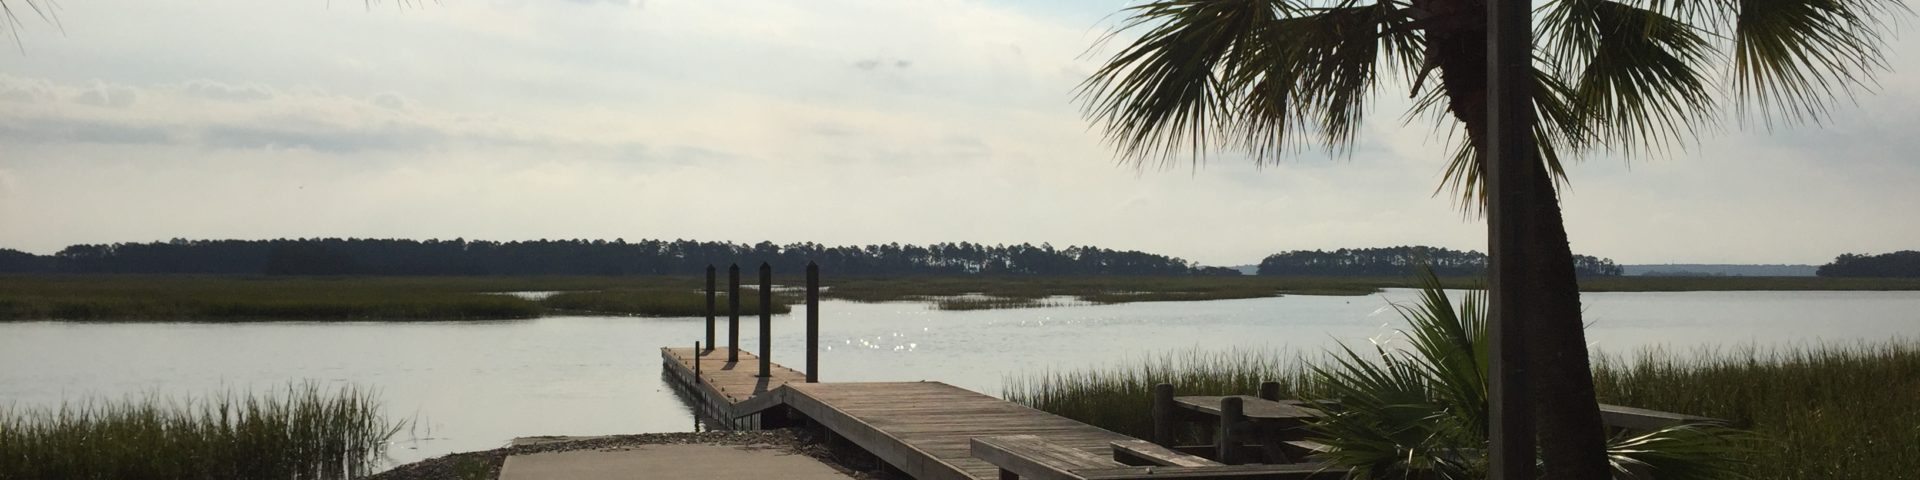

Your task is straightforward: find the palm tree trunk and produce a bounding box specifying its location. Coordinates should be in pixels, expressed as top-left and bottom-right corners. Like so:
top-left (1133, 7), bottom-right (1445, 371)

top-left (1508, 145), bottom-right (1613, 480)
top-left (1420, 0), bottom-right (1613, 473)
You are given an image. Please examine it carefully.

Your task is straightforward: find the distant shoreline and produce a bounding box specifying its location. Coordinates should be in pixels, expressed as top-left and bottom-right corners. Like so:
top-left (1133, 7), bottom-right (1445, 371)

top-left (4, 274), bottom-right (1918, 322)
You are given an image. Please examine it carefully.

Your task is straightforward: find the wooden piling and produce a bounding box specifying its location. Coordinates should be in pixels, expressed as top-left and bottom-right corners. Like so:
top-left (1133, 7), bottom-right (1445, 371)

top-left (705, 265), bottom-right (716, 353)
top-left (1152, 383), bottom-right (1174, 446)
top-left (806, 261), bottom-right (819, 383)
top-left (1487, 0), bottom-right (1540, 477)
top-left (694, 341), bottom-right (701, 378)
top-left (759, 262), bottom-right (772, 378)
top-left (728, 264), bottom-right (740, 363)
top-left (1218, 396), bottom-right (1244, 464)
top-left (1259, 381), bottom-right (1281, 402)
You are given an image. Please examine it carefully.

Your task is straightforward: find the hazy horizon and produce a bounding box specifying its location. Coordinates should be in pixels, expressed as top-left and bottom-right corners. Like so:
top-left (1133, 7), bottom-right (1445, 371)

top-left (5, 0), bottom-right (1917, 267)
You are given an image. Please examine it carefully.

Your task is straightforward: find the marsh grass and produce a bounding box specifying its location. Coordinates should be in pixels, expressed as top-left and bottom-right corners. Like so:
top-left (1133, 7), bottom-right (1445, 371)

top-left (0, 276), bottom-right (546, 321)
top-left (6, 274), bottom-right (1918, 320)
top-left (829, 276), bottom-right (1388, 311)
top-left (540, 289), bottom-right (793, 316)
top-left (1004, 349), bottom-right (1321, 442)
top-left (1592, 342), bottom-right (1920, 479)
top-left (1005, 342), bottom-right (1920, 479)
top-left (0, 384), bottom-right (401, 480)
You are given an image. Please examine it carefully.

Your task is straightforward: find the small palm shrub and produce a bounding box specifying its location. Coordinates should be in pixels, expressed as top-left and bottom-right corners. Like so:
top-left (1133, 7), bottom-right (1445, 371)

top-left (1305, 269), bottom-right (1753, 479)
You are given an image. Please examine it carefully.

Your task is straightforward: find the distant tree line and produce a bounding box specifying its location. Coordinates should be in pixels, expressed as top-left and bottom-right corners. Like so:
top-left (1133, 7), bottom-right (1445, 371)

top-left (1817, 251), bottom-right (1920, 277)
top-left (0, 238), bottom-right (1245, 277)
top-left (1256, 246), bottom-right (1624, 277)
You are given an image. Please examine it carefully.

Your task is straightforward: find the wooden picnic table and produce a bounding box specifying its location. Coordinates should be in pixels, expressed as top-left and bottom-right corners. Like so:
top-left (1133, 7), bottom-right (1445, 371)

top-left (1170, 396), bottom-right (1323, 422)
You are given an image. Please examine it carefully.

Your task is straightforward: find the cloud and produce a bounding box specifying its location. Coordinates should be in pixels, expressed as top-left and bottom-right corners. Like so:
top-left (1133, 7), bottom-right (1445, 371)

top-left (0, 76), bottom-right (640, 155)
top-left (0, 76), bottom-right (57, 103)
top-left (182, 80), bottom-right (274, 102)
top-left (369, 92), bottom-right (410, 110)
top-left (852, 57), bottom-right (912, 71)
top-left (200, 120), bottom-right (447, 153)
top-left (0, 116), bottom-right (173, 145)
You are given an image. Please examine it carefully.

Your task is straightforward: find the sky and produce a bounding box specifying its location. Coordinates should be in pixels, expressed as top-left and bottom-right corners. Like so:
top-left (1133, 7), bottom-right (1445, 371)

top-left (1, 0), bottom-right (1916, 267)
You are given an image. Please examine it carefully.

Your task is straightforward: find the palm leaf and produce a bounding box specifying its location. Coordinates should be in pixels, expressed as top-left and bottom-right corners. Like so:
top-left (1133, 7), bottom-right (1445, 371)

top-left (1079, 0), bottom-right (1415, 168)
top-left (1729, 0), bottom-right (1909, 123)
top-left (1542, 0), bottom-right (1719, 155)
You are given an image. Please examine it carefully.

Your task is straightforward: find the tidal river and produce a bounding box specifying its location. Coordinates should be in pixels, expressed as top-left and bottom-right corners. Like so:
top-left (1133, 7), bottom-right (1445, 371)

top-left (2, 289), bottom-right (1916, 468)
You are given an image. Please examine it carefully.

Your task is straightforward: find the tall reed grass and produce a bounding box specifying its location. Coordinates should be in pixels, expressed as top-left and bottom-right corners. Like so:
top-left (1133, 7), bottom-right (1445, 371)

top-left (1592, 342), bottom-right (1920, 479)
top-left (1004, 342), bottom-right (1920, 479)
top-left (0, 384), bottom-right (402, 479)
top-left (1004, 348), bottom-right (1320, 440)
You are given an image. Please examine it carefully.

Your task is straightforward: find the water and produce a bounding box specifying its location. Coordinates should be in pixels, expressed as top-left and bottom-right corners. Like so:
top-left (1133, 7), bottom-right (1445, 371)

top-left (2, 289), bottom-right (1916, 468)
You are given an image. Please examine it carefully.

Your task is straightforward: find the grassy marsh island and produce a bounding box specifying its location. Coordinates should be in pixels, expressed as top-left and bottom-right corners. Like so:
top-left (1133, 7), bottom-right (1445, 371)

top-left (0, 385), bottom-right (400, 480)
top-left (6, 274), bottom-right (1920, 321)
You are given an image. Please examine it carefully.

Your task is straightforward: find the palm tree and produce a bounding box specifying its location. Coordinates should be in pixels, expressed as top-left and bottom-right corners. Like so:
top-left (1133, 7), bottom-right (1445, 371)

top-left (1079, 0), bottom-right (1905, 477)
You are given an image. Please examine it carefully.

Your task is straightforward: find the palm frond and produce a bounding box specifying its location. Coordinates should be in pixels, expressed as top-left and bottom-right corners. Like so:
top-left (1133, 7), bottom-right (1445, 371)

top-left (0, 0), bottom-right (61, 50)
top-left (1079, 0), bottom-right (1412, 169)
top-left (1306, 267), bottom-right (1757, 479)
top-left (1608, 424), bottom-right (1759, 479)
top-left (1542, 0), bottom-right (1719, 156)
top-left (1728, 0), bottom-right (1909, 124)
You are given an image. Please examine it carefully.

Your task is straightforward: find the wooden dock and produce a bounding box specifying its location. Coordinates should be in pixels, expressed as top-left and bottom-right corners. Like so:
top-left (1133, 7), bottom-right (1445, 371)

top-left (660, 347), bottom-right (807, 429)
top-left (777, 382), bottom-right (1140, 480)
top-left (659, 263), bottom-right (1338, 479)
top-left (662, 348), bottom-right (1150, 479)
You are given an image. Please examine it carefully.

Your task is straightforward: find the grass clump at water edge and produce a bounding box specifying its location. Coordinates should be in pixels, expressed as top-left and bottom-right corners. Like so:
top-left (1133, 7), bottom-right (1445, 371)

top-left (1005, 342), bottom-right (1920, 479)
top-left (0, 384), bottom-right (403, 480)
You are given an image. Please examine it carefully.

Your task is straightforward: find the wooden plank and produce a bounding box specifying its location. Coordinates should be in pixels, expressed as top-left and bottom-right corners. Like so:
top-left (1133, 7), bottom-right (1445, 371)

top-left (1073, 463), bottom-right (1348, 480)
top-left (784, 383), bottom-right (974, 480)
top-left (1109, 440), bottom-right (1221, 467)
top-left (661, 346), bottom-right (808, 426)
top-left (1174, 396), bottom-right (1321, 420)
top-left (785, 382), bottom-right (1142, 480)
top-left (972, 435), bottom-right (1121, 480)
top-left (1598, 403), bottom-right (1720, 431)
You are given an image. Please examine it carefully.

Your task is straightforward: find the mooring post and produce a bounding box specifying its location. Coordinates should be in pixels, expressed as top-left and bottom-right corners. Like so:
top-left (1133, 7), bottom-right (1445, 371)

top-left (705, 265), bottom-right (716, 354)
top-left (1259, 381), bottom-right (1281, 402)
top-left (758, 262), bottom-right (772, 378)
top-left (728, 264), bottom-right (740, 363)
top-left (805, 261), bottom-right (819, 383)
top-left (694, 341), bottom-right (701, 379)
top-left (1152, 383), bottom-right (1175, 446)
top-left (1218, 396), bottom-right (1245, 464)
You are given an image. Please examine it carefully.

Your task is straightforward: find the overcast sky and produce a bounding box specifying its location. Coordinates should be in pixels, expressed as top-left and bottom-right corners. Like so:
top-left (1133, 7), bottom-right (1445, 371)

top-left (2, 0), bottom-right (1916, 266)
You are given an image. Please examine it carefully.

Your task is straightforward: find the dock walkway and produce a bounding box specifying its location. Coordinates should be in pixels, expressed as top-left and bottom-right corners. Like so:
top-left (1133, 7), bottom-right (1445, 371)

top-left (661, 348), bottom-right (1137, 480)
top-left (660, 347), bottom-right (807, 428)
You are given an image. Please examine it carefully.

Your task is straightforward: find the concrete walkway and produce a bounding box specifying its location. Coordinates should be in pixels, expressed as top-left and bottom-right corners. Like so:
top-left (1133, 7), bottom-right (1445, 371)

top-left (499, 443), bottom-right (856, 480)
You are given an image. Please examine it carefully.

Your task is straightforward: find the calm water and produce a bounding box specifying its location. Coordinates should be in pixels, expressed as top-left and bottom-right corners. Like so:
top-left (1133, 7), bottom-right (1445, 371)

top-left (2, 289), bottom-right (1916, 468)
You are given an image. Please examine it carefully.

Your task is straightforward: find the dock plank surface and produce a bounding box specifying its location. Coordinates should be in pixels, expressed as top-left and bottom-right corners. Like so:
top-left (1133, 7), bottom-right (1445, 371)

top-left (662, 347), bottom-right (808, 405)
top-left (781, 382), bottom-right (1138, 480)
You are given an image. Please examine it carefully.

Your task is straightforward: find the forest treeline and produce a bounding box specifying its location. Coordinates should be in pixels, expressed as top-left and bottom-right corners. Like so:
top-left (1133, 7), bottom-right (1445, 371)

top-left (1257, 246), bottom-right (1624, 277)
top-left (1817, 251), bottom-right (1920, 277)
top-left (0, 238), bottom-right (1240, 276)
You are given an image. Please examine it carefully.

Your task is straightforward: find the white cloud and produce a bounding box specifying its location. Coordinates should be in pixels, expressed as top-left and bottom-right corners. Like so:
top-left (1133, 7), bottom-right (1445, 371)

top-left (0, 0), bottom-right (1916, 266)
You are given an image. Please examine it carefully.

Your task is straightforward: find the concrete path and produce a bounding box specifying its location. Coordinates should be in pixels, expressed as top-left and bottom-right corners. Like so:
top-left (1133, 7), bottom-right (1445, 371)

top-left (499, 443), bottom-right (856, 480)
